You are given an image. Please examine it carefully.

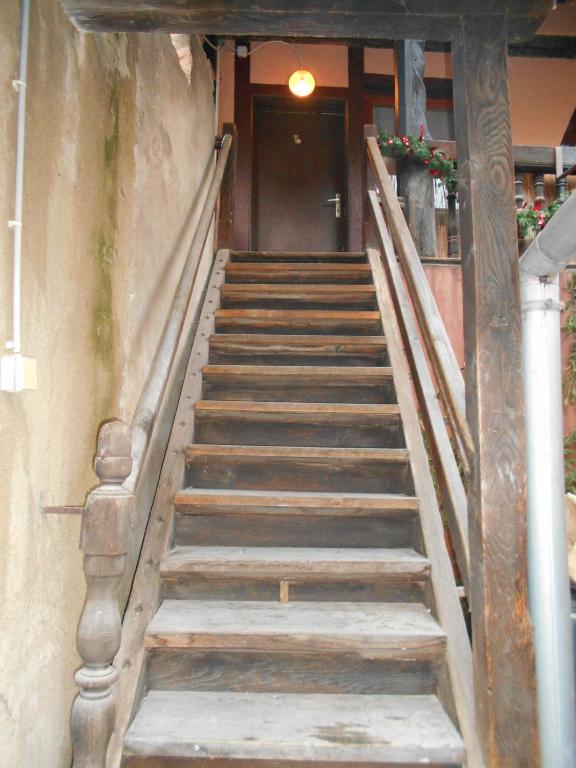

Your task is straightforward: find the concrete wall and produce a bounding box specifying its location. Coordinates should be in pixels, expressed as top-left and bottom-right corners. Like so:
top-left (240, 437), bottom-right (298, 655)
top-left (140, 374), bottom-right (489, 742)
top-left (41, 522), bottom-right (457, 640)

top-left (0, 2), bottom-right (215, 766)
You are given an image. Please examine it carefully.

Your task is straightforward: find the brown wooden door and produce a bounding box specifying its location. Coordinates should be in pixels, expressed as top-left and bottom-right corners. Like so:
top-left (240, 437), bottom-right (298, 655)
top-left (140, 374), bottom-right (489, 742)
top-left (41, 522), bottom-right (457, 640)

top-left (252, 96), bottom-right (347, 252)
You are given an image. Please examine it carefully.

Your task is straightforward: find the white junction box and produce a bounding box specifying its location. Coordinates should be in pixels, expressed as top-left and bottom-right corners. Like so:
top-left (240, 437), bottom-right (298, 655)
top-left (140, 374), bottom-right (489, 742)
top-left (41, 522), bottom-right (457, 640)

top-left (1, 353), bottom-right (37, 392)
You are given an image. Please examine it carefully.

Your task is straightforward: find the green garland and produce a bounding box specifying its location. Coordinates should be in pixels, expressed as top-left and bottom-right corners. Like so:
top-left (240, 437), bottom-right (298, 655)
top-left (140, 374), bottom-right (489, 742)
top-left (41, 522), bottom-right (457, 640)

top-left (378, 130), bottom-right (459, 195)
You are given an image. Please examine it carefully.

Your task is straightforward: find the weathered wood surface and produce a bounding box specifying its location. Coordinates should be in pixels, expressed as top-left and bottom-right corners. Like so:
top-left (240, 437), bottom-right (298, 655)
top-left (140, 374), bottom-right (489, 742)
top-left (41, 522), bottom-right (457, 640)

top-left (202, 363), bottom-right (397, 403)
top-left (366, 130), bottom-right (474, 476)
top-left (452, 15), bottom-right (539, 765)
top-left (434, 139), bottom-right (576, 172)
top-left (215, 308), bottom-right (382, 335)
top-left (71, 421), bottom-right (133, 768)
top-left (146, 649), bottom-right (437, 695)
top-left (368, 246), bottom-right (483, 765)
top-left (186, 443), bottom-right (414, 494)
top-left (367, 196), bottom-right (470, 593)
top-left (394, 40), bottom-right (436, 259)
top-left (216, 124), bottom-right (236, 251)
top-left (225, 262), bottom-right (373, 284)
top-left (61, 0), bottom-right (552, 43)
top-left (106, 252), bottom-right (230, 768)
top-left (145, 599), bottom-right (445, 657)
top-left (230, 250), bottom-right (367, 262)
top-left (220, 283), bottom-right (377, 310)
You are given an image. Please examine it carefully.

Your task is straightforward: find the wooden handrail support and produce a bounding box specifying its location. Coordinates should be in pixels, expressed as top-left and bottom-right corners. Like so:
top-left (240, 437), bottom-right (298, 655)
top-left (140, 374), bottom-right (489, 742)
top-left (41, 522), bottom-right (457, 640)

top-left (367, 188), bottom-right (470, 592)
top-left (365, 127), bottom-right (474, 476)
top-left (68, 125), bottom-right (236, 768)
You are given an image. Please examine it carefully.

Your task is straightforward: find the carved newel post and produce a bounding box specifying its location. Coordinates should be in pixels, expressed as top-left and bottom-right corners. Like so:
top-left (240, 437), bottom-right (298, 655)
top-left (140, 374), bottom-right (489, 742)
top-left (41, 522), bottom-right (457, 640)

top-left (71, 421), bottom-right (133, 768)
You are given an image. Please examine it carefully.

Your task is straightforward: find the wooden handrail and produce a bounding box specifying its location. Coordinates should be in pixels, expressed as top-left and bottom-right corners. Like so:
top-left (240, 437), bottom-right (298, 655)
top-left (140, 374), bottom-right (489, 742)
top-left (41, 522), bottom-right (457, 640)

top-left (365, 129), bottom-right (474, 475)
top-left (70, 125), bottom-right (236, 768)
top-left (368, 188), bottom-right (470, 591)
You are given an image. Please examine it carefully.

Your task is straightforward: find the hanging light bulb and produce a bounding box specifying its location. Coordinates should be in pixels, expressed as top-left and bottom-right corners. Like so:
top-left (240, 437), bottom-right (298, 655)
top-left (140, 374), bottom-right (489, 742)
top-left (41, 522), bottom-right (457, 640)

top-left (288, 69), bottom-right (316, 98)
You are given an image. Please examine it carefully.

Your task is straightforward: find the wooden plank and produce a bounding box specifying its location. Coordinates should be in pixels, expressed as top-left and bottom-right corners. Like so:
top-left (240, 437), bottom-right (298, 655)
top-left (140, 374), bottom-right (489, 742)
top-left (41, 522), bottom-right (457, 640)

top-left (215, 308), bottom-right (382, 335)
top-left (145, 599), bottom-right (445, 657)
top-left (61, 1), bottom-right (551, 42)
top-left (106, 251), bottom-right (231, 767)
top-left (160, 545), bottom-right (430, 579)
top-left (146, 650), bottom-right (437, 695)
top-left (186, 444), bottom-right (410, 461)
top-left (123, 691), bottom-right (465, 766)
top-left (367, 198), bottom-right (470, 592)
top-left (225, 262), bottom-right (373, 284)
top-left (174, 489), bottom-right (419, 516)
top-left (194, 401), bottom-right (399, 416)
top-left (452, 15), bottom-right (539, 766)
top-left (367, 247), bottom-right (483, 765)
top-left (230, 250), bottom-right (367, 262)
top-left (430, 139), bottom-right (576, 171)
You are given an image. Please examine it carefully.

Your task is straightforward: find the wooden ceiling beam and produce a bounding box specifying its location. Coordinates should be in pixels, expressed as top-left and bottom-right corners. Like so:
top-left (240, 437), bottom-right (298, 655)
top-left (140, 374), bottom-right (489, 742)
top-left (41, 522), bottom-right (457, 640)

top-left (60, 1), bottom-right (553, 42)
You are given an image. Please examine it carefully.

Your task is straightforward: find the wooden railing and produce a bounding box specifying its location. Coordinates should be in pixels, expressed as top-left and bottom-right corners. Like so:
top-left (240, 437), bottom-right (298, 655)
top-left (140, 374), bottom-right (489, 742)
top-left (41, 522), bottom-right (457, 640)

top-left (69, 124), bottom-right (236, 768)
top-left (365, 125), bottom-right (471, 592)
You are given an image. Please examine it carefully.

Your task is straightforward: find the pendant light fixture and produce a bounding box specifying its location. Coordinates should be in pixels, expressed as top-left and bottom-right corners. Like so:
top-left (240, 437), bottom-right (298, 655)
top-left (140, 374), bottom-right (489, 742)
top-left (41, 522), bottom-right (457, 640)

top-left (235, 40), bottom-right (316, 98)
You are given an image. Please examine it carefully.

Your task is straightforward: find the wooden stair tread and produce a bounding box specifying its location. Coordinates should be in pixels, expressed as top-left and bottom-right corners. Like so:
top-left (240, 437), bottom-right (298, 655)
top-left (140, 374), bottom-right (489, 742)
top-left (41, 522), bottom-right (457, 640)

top-left (216, 309), bottom-right (380, 320)
top-left (203, 364), bottom-right (392, 379)
top-left (174, 488), bottom-right (419, 516)
top-left (161, 546), bottom-right (430, 578)
top-left (195, 401), bottom-right (400, 415)
top-left (221, 283), bottom-right (376, 293)
top-left (145, 600), bottom-right (445, 655)
top-left (187, 444), bottom-right (410, 461)
top-left (210, 333), bottom-right (386, 346)
top-left (123, 690), bottom-right (465, 765)
top-left (226, 263), bottom-right (372, 273)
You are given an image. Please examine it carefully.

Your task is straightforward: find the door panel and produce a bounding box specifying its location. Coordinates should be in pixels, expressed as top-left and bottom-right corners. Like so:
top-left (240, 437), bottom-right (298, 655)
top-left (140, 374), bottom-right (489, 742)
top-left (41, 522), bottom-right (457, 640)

top-left (252, 97), bottom-right (347, 252)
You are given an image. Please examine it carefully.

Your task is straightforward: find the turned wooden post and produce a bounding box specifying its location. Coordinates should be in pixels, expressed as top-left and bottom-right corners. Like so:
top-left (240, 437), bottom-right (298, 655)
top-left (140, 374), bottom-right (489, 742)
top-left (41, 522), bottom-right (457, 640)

top-left (555, 147), bottom-right (567, 201)
top-left (515, 170), bottom-right (525, 210)
top-left (452, 15), bottom-right (539, 766)
top-left (71, 421), bottom-right (133, 768)
top-left (447, 192), bottom-right (459, 258)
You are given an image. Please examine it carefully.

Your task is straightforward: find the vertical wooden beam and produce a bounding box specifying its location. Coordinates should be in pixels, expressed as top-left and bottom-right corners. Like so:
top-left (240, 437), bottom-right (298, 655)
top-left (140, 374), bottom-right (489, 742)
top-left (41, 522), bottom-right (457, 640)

top-left (217, 122), bottom-right (237, 251)
top-left (347, 46), bottom-right (365, 252)
top-left (394, 40), bottom-right (436, 258)
top-left (452, 15), bottom-right (539, 766)
top-left (233, 47), bottom-right (251, 250)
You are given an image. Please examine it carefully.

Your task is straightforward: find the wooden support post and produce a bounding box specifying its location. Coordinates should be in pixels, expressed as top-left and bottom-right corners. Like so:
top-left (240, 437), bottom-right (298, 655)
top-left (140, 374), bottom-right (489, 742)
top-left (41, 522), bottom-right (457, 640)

top-left (216, 123), bottom-right (237, 251)
top-left (394, 40), bottom-right (436, 259)
top-left (70, 421), bottom-right (133, 768)
top-left (347, 46), bottom-right (365, 252)
top-left (233, 48), bottom-right (251, 250)
top-left (452, 16), bottom-right (539, 766)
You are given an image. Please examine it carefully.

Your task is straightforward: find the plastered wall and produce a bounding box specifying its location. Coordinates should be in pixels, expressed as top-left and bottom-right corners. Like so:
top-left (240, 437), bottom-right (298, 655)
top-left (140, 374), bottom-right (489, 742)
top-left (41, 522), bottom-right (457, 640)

top-left (0, 2), bottom-right (215, 766)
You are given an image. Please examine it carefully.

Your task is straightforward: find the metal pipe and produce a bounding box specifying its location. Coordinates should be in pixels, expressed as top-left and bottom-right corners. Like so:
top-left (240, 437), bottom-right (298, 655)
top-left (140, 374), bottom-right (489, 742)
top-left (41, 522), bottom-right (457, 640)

top-left (8, 0), bottom-right (31, 355)
top-left (521, 271), bottom-right (576, 766)
top-left (520, 189), bottom-right (576, 277)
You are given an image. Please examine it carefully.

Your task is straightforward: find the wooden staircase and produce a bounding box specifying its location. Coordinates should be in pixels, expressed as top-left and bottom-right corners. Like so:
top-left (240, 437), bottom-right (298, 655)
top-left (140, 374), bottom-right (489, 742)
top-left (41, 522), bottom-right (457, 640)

top-left (121, 250), bottom-right (468, 766)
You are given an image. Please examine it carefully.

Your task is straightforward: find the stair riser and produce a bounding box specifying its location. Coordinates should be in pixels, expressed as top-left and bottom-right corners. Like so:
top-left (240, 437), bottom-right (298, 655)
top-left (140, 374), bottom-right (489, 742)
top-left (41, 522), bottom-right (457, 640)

top-left (225, 268), bottom-right (373, 285)
top-left (146, 649), bottom-right (438, 696)
top-left (214, 320), bottom-right (382, 336)
top-left (230, 252), bottom-right (368, 263)
top-left (208, 349), bottom-right (387, 367)
top-left (186, 455), bottom-right (414, 495)
top-left (174, 514), bottom-right (419, 549)
top-left (195, 415), bottom-right (405, 449)
top-left (161, 575), bottom-right (426, 603)
top-left (202, 379), bottom-right (397, 404)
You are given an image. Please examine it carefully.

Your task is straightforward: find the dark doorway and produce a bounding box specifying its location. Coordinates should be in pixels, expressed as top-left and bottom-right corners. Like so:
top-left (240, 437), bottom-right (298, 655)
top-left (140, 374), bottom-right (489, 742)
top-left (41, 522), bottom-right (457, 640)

top-left (252, 96), bottom-right (347, 252)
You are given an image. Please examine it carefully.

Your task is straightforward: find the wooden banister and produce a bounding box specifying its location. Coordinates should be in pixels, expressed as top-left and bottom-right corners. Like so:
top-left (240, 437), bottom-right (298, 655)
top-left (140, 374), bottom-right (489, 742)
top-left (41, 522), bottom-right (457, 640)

top-left (70, 126), bottom-right (236, 768)
top-left (368, 188), bottom-right (470, 592)
top-left (365, 127), bottom-right (474, 476)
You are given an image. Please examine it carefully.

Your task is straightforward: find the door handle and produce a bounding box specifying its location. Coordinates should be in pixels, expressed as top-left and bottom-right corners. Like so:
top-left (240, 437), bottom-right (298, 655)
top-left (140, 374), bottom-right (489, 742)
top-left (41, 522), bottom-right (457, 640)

top-left (326, 193), bottom-right (342, 219)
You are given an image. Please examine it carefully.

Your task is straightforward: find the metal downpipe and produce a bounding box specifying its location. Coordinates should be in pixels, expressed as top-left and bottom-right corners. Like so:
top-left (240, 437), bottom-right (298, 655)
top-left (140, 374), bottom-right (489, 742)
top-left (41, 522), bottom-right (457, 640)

top-left (521, 271), bottom-right (576, 766)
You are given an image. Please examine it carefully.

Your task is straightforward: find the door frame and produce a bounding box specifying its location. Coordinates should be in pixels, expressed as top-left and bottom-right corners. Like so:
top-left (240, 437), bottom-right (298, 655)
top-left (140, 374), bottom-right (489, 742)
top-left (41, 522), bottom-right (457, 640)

top-left (233, 47), bottom-right (365, 251)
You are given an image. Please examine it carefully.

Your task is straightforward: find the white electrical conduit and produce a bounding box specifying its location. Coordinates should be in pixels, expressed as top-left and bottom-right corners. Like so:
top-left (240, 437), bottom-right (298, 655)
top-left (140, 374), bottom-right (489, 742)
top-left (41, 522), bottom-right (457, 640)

top-left (8, 0), bottom-right (31, 355)
top-left (519, 188), bottom-right (576, 767)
